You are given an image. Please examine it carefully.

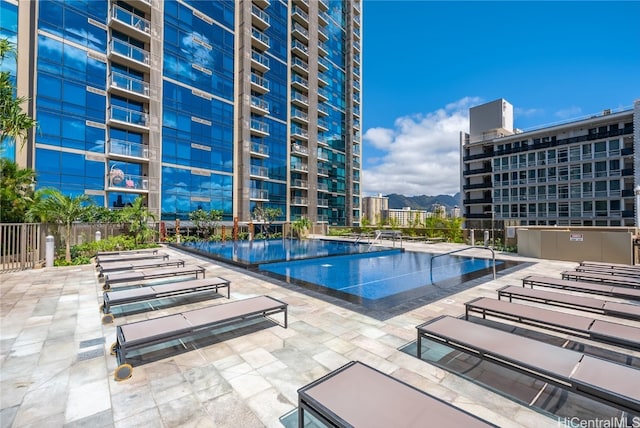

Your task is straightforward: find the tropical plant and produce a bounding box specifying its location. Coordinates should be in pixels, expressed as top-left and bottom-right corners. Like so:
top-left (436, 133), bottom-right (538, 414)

top-left (252, 206), bottom-right (282, 238)
top-left (1, 39), bottom-right (37, 151)
top-left (189, 208), bottom-right (223, 240)
top-left (291, 216), bottom-right (311, 239)
top-left (119, 196), bottom-right (156, 245)
top-left (25, 188), bottom-right (94, 262)
top-left (0, 158), bottom-right (35, 222)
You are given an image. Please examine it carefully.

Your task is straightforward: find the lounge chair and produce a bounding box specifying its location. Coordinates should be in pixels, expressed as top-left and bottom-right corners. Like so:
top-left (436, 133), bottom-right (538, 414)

top-left (98, 258), bottom-right (185, 276)
top-left (111, 295), bottom-right (287, 381)
top-left (522, 275), bottom-right (640, 301)
top-left (580, 260), bottom-right (640, 272)
top-left (416, 315), bottom-right (640, 414)
top-left (97, 248), bottom-right (159, 257)
top-left (103, 265), bottom-right (206, 290)
top-left (561, 271), bottom-right (640, 288)
top-left (574, 265), bottom-right (640, 278)
top-left (497, 285), bottom-right (640, 321)
top-left (465, 297), bottom-right (640, 350)
top-left (101, 277), bottom-right (231, 323)
top-left (298, 360), bottom-right (496, 428)
top-left (96, 251), bottom-right (169, 266)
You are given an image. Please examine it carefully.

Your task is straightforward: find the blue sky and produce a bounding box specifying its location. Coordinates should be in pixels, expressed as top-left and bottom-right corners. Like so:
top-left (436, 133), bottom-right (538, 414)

top-left (361, 1), bottom-right (640, 197)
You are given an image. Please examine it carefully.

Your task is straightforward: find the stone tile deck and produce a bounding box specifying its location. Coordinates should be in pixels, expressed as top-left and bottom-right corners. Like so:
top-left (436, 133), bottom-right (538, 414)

top-left (1, 240), bottom-right (638, 427)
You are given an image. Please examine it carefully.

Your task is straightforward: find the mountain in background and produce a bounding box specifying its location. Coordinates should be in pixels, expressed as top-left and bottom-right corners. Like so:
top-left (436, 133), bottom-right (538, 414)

top-left (386, 193), bottom-right (460, 211)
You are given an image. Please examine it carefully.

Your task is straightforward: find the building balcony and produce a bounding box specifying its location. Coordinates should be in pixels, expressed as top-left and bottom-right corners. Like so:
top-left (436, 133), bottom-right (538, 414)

top-left (292, 196), bottom-right (308, 206)
top-left (250, 119), bottom-right (269, 137)
top-left (352, 28), bottom-right (360, 40)
top-left (317, 150), bottom-right (329, 162)
top-left (317, 166), bottom-right (330, 176)
top-left (291, 126), bottom-right (309, 141)
top-left (291, 40), bottom-right (309, 59)
top-left (463, 182), bottom-right (492, 190)
top-left (317, 57), bottom-right (329, 73)
top-left (318, 103), bottom-right (329, 117)
top-left (463, 166), bottom-right (492, 176)
top-left (250, 73), bottom-right (270, 94)
top-left (108, 105), bottom-right (149, 130)
top-left (296, 0), bottom-right (309, 11)
top-left (291, 179), bottom-right (308, 189)
top-left (107, 171), bottom-right (149, 192)
top-left (291, 74), bottom-right (309, 91)
top-left (353, 41), bottom-right (361, 52)
top-left (317, 182), bottom-right (329, 192)
top-left (250, 95), bottom-right (270, 115)
top-left (317, 214), bottom-right (328, 223)
top-left (110, 4), bottom-right (150, 39)
top-left (318, 0), bottom-right (329, 11)
top-left (291, 108), bottom-right (309, 124)
top-left (251, 28), bottom-right (270, 51)
top-left (251, 5), bottom-right (270, 30)
top-left (250, 188), bottom-right (269, 201)
top-left (318, 198), bottom-right (329, 207)
top-left (317, 87), bottom-right (329, 102)
top-left (353, 53), bottom-right (360, 64)
top-left (291, 162), bottom-right (308, 172)
top-left (108, 39), bottom-right (150, 70)
top-left (292, 5), bottom-right (309, 25)
top-left (318, 11), bottom-right (328, 26)
top-left (318, 27), bottom-right (328, 42)
top-left (318, 73), bottom-right (329, 87)
top-left (318, 41), bottom-right (328, 57)
top-left (109, 72), bottom-right (149, 102)
top-left (251, 50), bottom-right (270, 73)
top-left (292, 57), bottom-right (309, 76)
top-left (108, 139), bottom-right (150, 162)
top-left (250, 165), bottom-right (269, 179)
top-left (317, 119), bottom-right (329, 132)
top-left (250, 141), bottom-right (269, 158)
top-left (317, 137), bottom-right (329, 147)
top-left (291, 91), bottom-right (309, 107)
top-left (292, 23), bottom-right (309, 42)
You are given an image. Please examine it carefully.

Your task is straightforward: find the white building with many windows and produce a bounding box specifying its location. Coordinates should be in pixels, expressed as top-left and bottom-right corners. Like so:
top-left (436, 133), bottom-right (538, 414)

top-left (461, 99), bottom-right (640, 229)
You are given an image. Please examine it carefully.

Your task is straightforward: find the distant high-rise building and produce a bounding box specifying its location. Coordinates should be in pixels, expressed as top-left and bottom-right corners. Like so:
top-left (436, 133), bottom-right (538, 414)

top-left (4, 0), bottom-right (362, 226)
top-left (363, 193), bottom-right (387, 225)
top-left (460, 98), bottom-right (640, 228)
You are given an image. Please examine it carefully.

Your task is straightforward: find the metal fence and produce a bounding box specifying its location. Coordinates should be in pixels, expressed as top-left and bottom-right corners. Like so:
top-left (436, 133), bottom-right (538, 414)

top-left (0, 223), bottom-right (45, 272)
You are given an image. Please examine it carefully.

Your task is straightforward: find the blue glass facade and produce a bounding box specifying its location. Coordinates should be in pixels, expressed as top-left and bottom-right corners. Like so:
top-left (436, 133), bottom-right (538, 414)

top-left (0, 0), bottom-right (20, 160)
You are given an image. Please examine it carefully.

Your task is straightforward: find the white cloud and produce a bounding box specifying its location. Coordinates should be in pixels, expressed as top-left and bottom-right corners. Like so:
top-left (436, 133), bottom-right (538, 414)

top-left (362, 97), bottom-right (480, 197)
top-left (554, 106), bottom-right (582, 119)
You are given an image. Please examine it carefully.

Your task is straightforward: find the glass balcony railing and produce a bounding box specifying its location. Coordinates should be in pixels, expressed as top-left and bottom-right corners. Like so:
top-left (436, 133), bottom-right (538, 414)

top-left (292, 23), bottom-right (309, 39)
top-left (110, 39), bottom-right (149, 65)
top-left (251, 28), bottom-right (270, 48)
top-left (318, 119), bottom-right (329, 130)
top-left (111, 4), bottom-right (150, 34)
top-left (292, 57), bottom-right (309, 72)
top-left (250, 119), bottom-right (269, 134)
top-left (291, 163), bottom-right (308, 172)
top-left (110, 72), bottom-right (149, 96)
top-left (292, 179), bottom-right (308, 188)
top-left (292, 91), bottom-right (309, 105)
top-left (318, 26), bottom-right (328, 40)
top-left (292, 74), bottom-right (309, 88)
top-left (251, 5), bottom-right (270, 25)
top-left (291, 143), bottom-right (309, 155)
top-left (291, 126), bottom-right (309, 139)
top-left (251, 141), bottom-right (269, 156)
top-left (108, 139), bottom-right (149, 159)
top-left (108, 172), bottom-right (149, 190)
top-left (292, 196), bottom-right (308, 205)
top-left (318, 88), bottom-right (329, 100)
top-left (318, 57), bottom-right (329, 71)
top-left (250, 189), bottom-right (268, 200)
top-left (317, 182), bottom-right (329, 191)
top-left (291, 108), bottom-right (308, 122)
top-left (317, 166), bottom-right (330, 176)
top-left (250, 95), bottom-right (270, 112)
top-left (318, 198), bottom-right (329, 207)
top-left (292, 5), bottom-right (309, 21)
top-left (250, 73), bottom-right (270, 91)
top-left (291, 39), bottom-right (309, 55)
top-left (251, 50), bottom-right (270, 69)
top-left (250, 165), bottom-right (269, 178)
top-left (109, 105), bottom-right (148, 126)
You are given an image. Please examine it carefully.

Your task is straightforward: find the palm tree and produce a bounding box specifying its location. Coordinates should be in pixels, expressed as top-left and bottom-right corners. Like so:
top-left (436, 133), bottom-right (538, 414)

top-left (0, 158), bottom-right (35, 222)
top-left (1, 39), bottom-right (37, 150)
top-left (26, 188), bottom-right (93, 262)
top-left (119, 196), bottom-right (156, 245)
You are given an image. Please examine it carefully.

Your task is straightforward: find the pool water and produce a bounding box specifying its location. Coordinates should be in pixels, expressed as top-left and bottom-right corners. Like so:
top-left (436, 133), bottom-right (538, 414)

top-left (259, 250), bottom-right (502, 302)
top-left (179, 239), bottom-right (396, 267)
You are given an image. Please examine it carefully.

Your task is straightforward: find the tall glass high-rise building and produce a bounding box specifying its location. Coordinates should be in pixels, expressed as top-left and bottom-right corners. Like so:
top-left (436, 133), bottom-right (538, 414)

top-left (2, 0), bottom-right (362, 226)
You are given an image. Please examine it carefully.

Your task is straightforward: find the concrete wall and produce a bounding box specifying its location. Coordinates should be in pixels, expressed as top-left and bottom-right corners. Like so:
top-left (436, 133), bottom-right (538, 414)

top-left (517, 228), bottom-right (634, 264)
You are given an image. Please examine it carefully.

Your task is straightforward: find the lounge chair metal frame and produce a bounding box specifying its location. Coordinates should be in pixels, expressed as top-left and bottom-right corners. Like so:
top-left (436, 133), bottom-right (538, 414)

top-left (297, 360), bottom-right (496, 428)
top-left (101, 277), bottom-right (231, 324)
top-left (96, 251), bottom-right (166, 266)
top-left (574, 265), bottom-right (640, 278)
top-left (416, 315), bottom-right (640, 414)
top-left (497, 285), bottom-right (640, 321)
top-left (103, 265), bottom-right (206, 290)
top-left (112, 295), bottom-right (287, 381)
top-left (522, 275), bottom-right (640, 301)
top-left (98, 259), bottom-right (185, 276)
top-left (580, 260), bottom-right (640, 272)
top-left (465, 297), bottom-right (640, 350)
top-left (561, 271), bottom-right (640, 288)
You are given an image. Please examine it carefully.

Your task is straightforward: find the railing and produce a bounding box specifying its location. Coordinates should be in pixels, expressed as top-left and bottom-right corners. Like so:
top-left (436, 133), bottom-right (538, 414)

top-left (251, 28), bottom-right (270, 47)
top-left (0, 223), bottom-right (43, 272)
top-left (109, 105), bottom-right (149, 126)
top-left (291, 39), bottom-right (309, 55)
top-left (251, 50), bottom-right (270, 69)
top-left (250, 165), bottom-right (269, 178)
top-left (292, 74), bottom-right (309, 88)
top-left (110, 39), bottom-right (149, 65)
top-left (291, 143), bottom-right (309, 155)
top-left (292, 5), bottom-right (309, 21)
top-left (292, 23), bottom-right (309, 39)
top-left (292, 57), bottom-right (309, 72)
top-left (250, 189), bottom-right (268, 200)
top-left (111, 4), bottom-right (150, 33)
top-left (291, 125), bottom-right (309, 139)
top-left (250, 141), bottom-right (269, 156)
top-left (110, 72), bottom-right (149, 96)
top-left (108, 172), bottom-right (149, 190)
top-left (250, 95), bottom-right (270, 112)
top-left (251, 5), bottom-right (270, 25)
top-left (250, 119), bottom-right (269, 134)
top-left (430, 246), bottom-right (496, 283)
top-left (250, 73), bottom-right (270, 90)
top-left (108, 139), bottom-right (149, 159)
top-left (292, 179), bottom-right (308, 188)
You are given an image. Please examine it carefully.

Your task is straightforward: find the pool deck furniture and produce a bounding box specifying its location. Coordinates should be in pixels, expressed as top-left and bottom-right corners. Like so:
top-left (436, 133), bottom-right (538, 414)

top-left (111, 295), bottom-right (287, 381)
top-left (103, 265), bottom-right (206, 290)
top-left (96, 252), bottom-right (169, 266)
top-left (465, 297), bottom-right (640, 350)
top-left (522, 275), bottom-right (640, 301)
top-left (574, 265), bottom-right (640, 278)
top-left (561, 271), bottom-right (640, 288)
top-left (98, 258), bottom-right (185, 276)
top-left (416, 315), bottom-right (640, 415)
top-left (297, 360), bottom-right (496, 428)
top-left (497, 285), bottom-right (640, 321)
top-left (97, 248), bottom-right (159, 257)
top-left (580, 260), bottom-right (640, 272)
top-left (100, 277), bottom-right (231, 323)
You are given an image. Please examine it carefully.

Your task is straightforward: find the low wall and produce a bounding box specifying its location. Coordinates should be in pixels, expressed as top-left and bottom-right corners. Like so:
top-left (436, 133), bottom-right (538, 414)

top-left (517, 227), bottom-right (636, 264)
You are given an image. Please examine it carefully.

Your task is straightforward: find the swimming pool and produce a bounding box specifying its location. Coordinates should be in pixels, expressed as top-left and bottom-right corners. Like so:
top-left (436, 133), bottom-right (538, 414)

top-left (178, 239), bottom-right (396, 267)
top-left (259, 250), bottom-right (507, 311)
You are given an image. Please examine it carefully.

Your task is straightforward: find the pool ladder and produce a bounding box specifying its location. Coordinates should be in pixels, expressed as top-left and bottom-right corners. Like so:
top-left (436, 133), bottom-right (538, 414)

top-left (429, 246), bottom-right (496, 283)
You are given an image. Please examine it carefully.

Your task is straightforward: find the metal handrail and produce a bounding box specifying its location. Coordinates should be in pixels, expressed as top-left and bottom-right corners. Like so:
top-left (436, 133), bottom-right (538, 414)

top-left (430, 246), bottom-right (496, 283)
